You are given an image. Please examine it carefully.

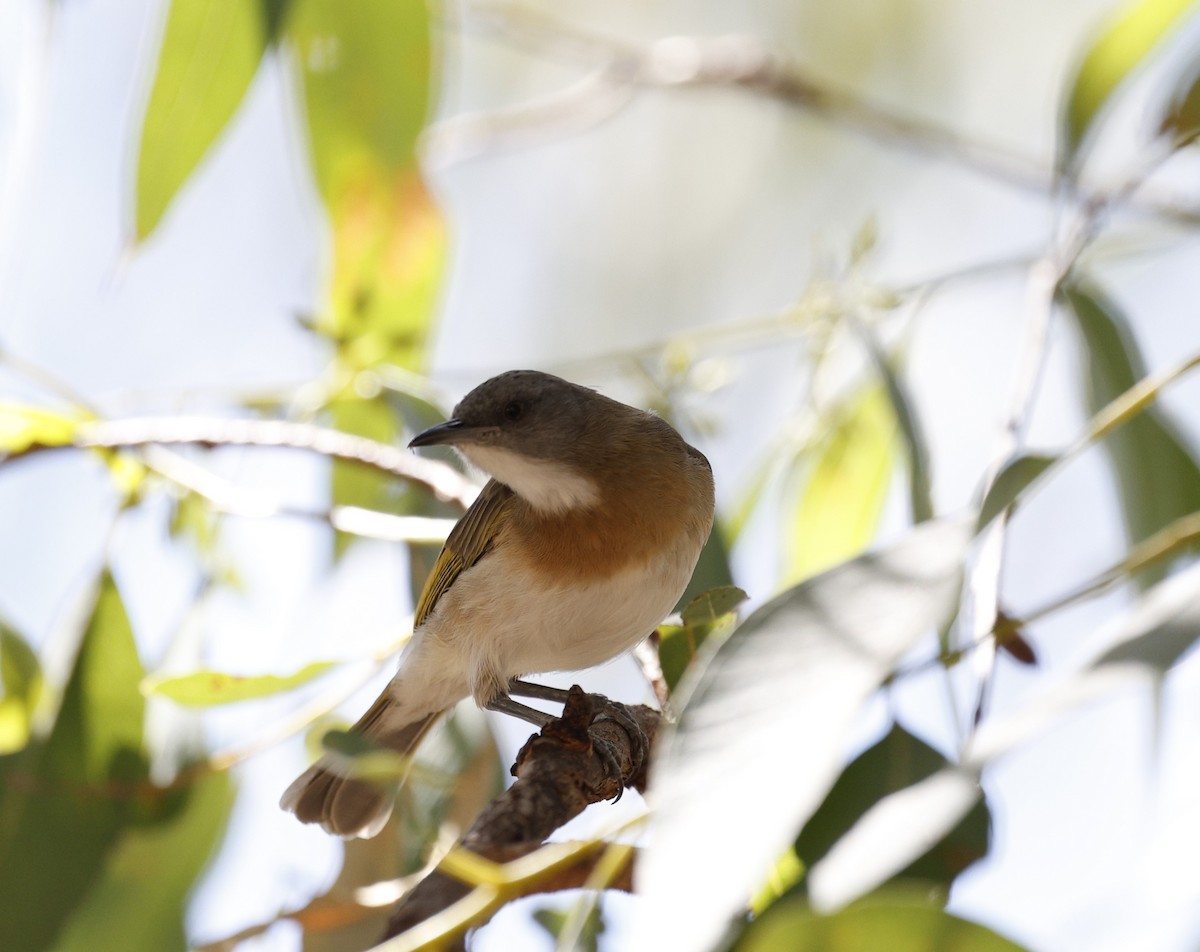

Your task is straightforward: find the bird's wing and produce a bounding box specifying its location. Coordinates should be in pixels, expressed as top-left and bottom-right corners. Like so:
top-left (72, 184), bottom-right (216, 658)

top-left (414, 478), bottom-right (515, 628)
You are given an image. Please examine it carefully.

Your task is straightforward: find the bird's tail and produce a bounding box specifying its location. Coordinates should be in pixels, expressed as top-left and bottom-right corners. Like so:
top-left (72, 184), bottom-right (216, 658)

top-left (280, 694), bottom-right (442, 839)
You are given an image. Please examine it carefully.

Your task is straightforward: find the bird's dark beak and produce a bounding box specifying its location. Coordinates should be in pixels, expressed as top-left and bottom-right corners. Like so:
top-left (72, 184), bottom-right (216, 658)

top-left (408, 419), bottom-right (466, 449)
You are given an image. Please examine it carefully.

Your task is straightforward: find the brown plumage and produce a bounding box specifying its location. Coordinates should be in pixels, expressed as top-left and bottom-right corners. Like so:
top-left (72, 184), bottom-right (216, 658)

top-left (280, 370), bottom-right (715, 838)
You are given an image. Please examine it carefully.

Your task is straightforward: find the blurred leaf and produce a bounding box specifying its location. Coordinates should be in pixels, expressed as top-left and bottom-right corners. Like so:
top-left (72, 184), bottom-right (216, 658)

top-left (797, 726), bottom-right (989, 902)
top-left (786, 385), bottom-right (896, 584)
top-left (1064, 282), bottom-right (1200, 586)
top-left (43, 572), bottom-right (145, 785)
top-left (135, 0), bottom-right (269, 240)
top-left (1059, 0), bottom-right (1200, 171)
top-left (0, 403), bottom-right (78, 454)
top-left (1091, 557), bottom-right (1200, 671)
top-left (739, 892), bottom-right (1028, 952)
top-left (637, 518), bottom-right (971, 952)
top-left (532, 904), bottom-right (605, 952)
top-left (287, 0), bottom-right (444, 371)
top-left (52, 771), bottom-right (235, 952)
top-left (996, 613), bottom-right (1039, 667)
top-left (144, 660), bottom-right (336, 707)
top-left (1159, 63), bottom-right (1200, 144)
top-left (0, 621), bottom-right (42, 755)
top-left (658, 586), bottom-right (747, 693)
top-left (968, 560), bottom-right (1200, 767)
top-left (675, 521), bottom-right (735, 610)
top-left (169, 489), bottom-right (220, 554)
top-left (976, 454), bottom-right (1058, 531)
top-left (856, 324), bottom-right (934, 524)
top-left (681, 585), bottom-right (748, 627)
top-left (0, 572), bottom-right (147, 951)
top-left (807, 768), bottom-right (981, 911)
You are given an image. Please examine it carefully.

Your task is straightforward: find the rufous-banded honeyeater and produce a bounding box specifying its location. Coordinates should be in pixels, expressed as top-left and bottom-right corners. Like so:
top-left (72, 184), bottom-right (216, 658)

top-left (281, 369), bottom-right (716, 837)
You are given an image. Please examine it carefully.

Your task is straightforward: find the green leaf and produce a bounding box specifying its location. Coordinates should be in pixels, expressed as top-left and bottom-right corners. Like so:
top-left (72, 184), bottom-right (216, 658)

top-left (1064, 282), bottom-right (1200, 586)
top-left (739, 892), bottom-right (1028, 952)
top-left (674, 521), bottom-right (736, 611)
top-left (638, 518), bottom-right (971, 952)
top-left (42, 572), bottom-right (146, 785)
top-left (976, 454), bottom-right (1059, 531)
top-left (52, 771), bottom-right (235, 952)
top-left (287, 0), bottom-right (444, 371)
top-left (1059, 0), bottom-right (1200, 171)
top-left (0, 403), bottom-right (78, 454)
top-left (144, 660), bottom-right (336, 706)
top-left (786, 384), bottom-right (897, 584)
top-left (797, 726), bottom-right (989, 898)
top-left (532, 904), bottom-right (606, 952)
top-left (658, 586), bottom-right (748, 692)
top-left (0, 572), bottom-right (148, 952)
top-left (135, 0), bottom-right (269, 240)
top-left (681, 585), bottom-right (749, 627)
top-left (807, 768), bottom-right (981, 911)
top-left (0, 621), bottom-right (42, 755)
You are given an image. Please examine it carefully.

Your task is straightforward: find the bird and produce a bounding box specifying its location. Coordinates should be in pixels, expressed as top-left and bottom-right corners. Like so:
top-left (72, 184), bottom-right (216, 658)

top-left (281, 369), bottom-right (715, 837)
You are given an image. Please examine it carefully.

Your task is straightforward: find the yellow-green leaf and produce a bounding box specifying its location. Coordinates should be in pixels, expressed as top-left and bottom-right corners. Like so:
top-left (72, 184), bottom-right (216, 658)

top-left (741, 892), bottom-right (1028, 952)
top-left (680, 585), bottom-right (748, 627)
top-left (143, 660), bottom-right (336, 706)
top-left (658, 586), bottom-right (747, 692)
top-left (0, 622), bottom-right (42, 755)
top-left (1059, 0), bottom-right (1200, 172)
top-left (0, 403), bottom-right (78, 454)
top-left (136, 0), bottom-right (269, 240)
top-left (287, 0), bottom-right (444, 371)
top-left (786, 384), bottom-right (896, 584)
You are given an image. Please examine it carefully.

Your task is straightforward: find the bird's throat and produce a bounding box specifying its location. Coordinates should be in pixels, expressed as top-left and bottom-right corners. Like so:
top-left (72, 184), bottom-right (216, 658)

top-left (458, 445), bottom-right (601, 515)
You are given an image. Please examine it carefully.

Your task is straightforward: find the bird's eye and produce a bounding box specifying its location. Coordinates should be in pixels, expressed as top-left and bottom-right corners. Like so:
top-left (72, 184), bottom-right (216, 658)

top-left (503, 401), bottom-right (524, 421)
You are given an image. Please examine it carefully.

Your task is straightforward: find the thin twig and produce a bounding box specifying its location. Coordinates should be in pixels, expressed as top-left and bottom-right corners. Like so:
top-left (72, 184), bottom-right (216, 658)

top-left (433, 4), bottom-right (1200, 229)
top-left (1, 415), bottom-right (479, 509)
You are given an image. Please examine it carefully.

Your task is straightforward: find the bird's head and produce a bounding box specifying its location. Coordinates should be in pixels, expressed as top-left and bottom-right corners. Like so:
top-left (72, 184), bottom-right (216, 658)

top-left (409, 370), bottom-right (613, 514)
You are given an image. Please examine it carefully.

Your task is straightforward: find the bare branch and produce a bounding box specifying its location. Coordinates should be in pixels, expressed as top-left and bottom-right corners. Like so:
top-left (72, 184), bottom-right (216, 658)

top-left (378, 688), bottom-right (658, 947)
top-left (1, 415), bottom-right (479, 509)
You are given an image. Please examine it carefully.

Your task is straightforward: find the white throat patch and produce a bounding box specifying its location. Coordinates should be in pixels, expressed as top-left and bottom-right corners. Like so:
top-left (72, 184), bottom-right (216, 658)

top-left (459, 445), bottom-right (600, 514)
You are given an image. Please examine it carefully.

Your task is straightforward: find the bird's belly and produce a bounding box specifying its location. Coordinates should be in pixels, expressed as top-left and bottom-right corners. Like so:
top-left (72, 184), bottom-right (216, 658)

top-left (421, 536), bottom-right (701, 701)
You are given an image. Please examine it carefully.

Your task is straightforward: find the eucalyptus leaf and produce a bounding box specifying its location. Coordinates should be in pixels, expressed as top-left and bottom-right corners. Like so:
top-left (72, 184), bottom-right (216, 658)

top-left (635, 517), bottom-right (971, 952)
top-left (1059, 0), bottom-right (1200, 171)
top-left (0, 572), bottom-right (147, 951)
top-left (144, 660), bottom-right (337, 707)
top-left (681, 586), bottom-right (748, 627)
top-left (738, 892), bottom-right (1028, 952)
top-left (786, 384), bottom-right (897, 584)
top-left (976, 454), bottom-right (1058, 531)
top-left (135, 0), bottom-right (269, 239)
top-left (807, 768), bottom-right (981, 911)
top-left (1064, 282), bottom-right (1200, 586)
top-left (0, 403), bottom-right (78, 454)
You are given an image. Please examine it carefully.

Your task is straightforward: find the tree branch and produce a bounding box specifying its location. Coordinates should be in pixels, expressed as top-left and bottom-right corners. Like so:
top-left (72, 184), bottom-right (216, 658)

top-left (378, 688), bottom-right (658, 948)
top-left (3, 415), bottom-right (479, 509)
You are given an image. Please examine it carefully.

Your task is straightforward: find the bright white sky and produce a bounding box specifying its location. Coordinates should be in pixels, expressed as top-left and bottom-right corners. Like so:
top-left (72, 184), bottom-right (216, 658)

top-left (3, 1), bottom-right (1200, 950)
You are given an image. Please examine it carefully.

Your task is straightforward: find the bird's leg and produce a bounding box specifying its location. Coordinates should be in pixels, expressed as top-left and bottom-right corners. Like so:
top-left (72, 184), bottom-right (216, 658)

top-left (507, 679), bottom-right (649, 780)
top-left (484, 693), bottom-right (554, 728)
top-left (507, 679), bottom-right (573, 704)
